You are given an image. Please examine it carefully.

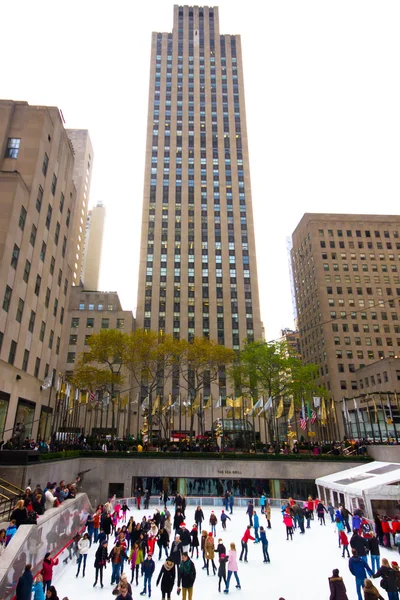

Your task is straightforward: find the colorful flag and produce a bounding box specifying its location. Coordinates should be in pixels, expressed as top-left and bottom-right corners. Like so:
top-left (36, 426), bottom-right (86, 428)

top-left (386, 394), bottom-right (393, 425)
top-left (275, 397), bottom-right (284, 419)
top-left (299, 410), bottom-right (307, 430)
top-left (88, 390), bottom-right (96, 403)
top-left (226, 397), bottom-right (243, 408)
top-left (287, 398), bottom-right (294, 420)
top-left (311, 410), bottom-right (317, 424)
top-left (331, 398), bottom-right (337, 423)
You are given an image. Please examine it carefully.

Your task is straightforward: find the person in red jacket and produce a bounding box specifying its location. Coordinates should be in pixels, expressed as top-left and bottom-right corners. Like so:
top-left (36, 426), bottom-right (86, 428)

top-left (283, 511), bottom-right (294, 541)
top-left (381, 517), bottom-right (392, 548)
top-left (339, 530), bottom-right (350, 558)
top-left (41, 553), bottom-right (59, 592)
top-left (239, 526), bottom-right (255, 562)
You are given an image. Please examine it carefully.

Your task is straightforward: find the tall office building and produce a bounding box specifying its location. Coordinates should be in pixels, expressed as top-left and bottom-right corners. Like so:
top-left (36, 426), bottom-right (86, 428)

top-left (0, 100), bottom-right (81, 441)
top-left (136, 5), bottom-right (262, 397)
top-left (66, 129), bottom-right (94, 285)
top-left (81, 200), bottom-right (106, 290)
top-left (291, 213), bottom-right (400, 432)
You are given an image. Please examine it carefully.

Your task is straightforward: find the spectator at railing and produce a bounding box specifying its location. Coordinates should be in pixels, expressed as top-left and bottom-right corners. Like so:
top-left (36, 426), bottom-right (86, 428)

top-left (11, 499), bottom-right (28, 528)
top-left (44, 485), bottom-right (56, 511)
top-left (0, 528), bottom-right (6, 556)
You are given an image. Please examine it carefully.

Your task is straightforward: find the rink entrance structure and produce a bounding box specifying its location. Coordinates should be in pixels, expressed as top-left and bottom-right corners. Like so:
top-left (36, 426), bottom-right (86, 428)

top-left (316, 460), bottom-right (400, 519)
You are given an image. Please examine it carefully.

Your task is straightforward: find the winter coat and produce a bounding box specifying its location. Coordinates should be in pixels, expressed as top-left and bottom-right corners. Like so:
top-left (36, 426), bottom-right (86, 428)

top-left (265, 505), bottom-right (271, 519)
top-left (209, 513), bottom-right (217, 526)
top-left (220, 512), bottom-right (230, 523)
top-left (94, 545), bottom-right (108, 568)
top-left (246, 504), bottom-right (254, 517)
top-left (42, 558), bottom-right (58, 581)
top-left (374, 517), bottom-right (383, 536)
top-left (364, 589), bottom-right (384, 600)
top-left (170, 540), bottom-right (183, 565)
top-left (350, 533), bottom-right (369, 557)
top-left (283, 514), bottom-right (294, 528)
top-left (32, 581), bottom-right (45, 600)
top-left (372, 566), bottom-right (398, 593)
top-left (156, 563), bottom-right (175, 594)
top-left (157, 529), bottom-right (169, 548)
top-left (352, 515), bottom-right (362, 531)
top-left (339, 531), bottom-right (349, 546)
top-left (253, 514), bottom-right (259, 529)
top-left (205, 536), bottom-right (215, 560)
top-left (368, 537), bottom-right (380, 556)
top-left (228, 495), bottom-right (234, 507)
top-left (216, 542), bottom-right (226, 557)
top-left (242, 529), bottom-right (255, 543)
top-left (260, 530), bottom-right (268, 545)
top-left (178, 558), bottom-right (196, 588)
top-left (78, 538), bottom-right (90, 555)
top-left (218, 556), bottom-right (228, 578)
top-left (190, 528), bottom-right (199, 548)
top-left (227, 550), bottom-right (239, 572)
top-left (174, 513), bottom-right (184, 530)
top-left (11, 507), bottom-right (28, 528)
top-left (348, 556), bottom-right (373, 580)
top-left (102, 515), bottom-right (113, 535)
top-left (15, 570), bottom-right (33, 600)
top-left (328, 576), bottom-right (349, 600)
top-left (142, 558), bottom-right (155, 577)
top-left (44, 490), bottom-right (56, 511)
top-left (178, 528), bottom-right (191, 546)
top-left (317, 503), bottom-right (327, 516)
top-left (194, 508), bottom-right (204, 524)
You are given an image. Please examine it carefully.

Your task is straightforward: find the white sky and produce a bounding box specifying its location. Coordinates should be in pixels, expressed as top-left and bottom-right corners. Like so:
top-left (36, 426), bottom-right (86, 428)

top-left (3, 1), bottom-right (400, 341)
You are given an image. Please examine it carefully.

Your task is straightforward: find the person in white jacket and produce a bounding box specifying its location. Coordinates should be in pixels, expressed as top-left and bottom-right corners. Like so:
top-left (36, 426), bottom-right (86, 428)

top-left (44, 487), bottom-right (56, 511)
top-left (76, 533), bottom-right (90, 577)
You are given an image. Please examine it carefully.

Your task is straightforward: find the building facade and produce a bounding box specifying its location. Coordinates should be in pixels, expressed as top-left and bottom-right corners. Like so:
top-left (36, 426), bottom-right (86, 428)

top-left (66, 129), bottom-right (93, 286)
top-left (80, 200), bottom-right (105, 290)
top-left (0, 100), bottom-right (81, 442)
top-left (136, 5), bottom-right (262, 401)
top-left (291, 212), bottom-right (400, 435)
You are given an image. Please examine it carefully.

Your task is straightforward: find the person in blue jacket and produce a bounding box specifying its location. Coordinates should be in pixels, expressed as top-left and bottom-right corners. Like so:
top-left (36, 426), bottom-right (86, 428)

top-left (140, 551), bottom-right (155, 597)
top-left (253, 512), bottom-right (260, 542)
top-left (16, 564), bottom-right (33, 600)
top-left (32, 575), bottom-right (45, 600)
top-left (348, 549), bottom-right (373, 600)
top-left (259, 527), bottom-right (270, 563)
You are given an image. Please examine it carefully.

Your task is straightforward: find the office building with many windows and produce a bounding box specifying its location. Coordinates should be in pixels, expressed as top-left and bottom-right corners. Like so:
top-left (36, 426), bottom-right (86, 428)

top-left (136, 5), bottom-right (262, 399)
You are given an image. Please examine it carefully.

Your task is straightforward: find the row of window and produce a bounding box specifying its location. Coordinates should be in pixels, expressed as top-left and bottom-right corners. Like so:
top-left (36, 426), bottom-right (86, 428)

top-left (0, 334), bottom-right (54, 379)
top-left (77, 303), bottom-right (115, 311)
top-left (71, 317), bottom-right (125, 329)
top-left (318, 228), bottom-right (397, 239)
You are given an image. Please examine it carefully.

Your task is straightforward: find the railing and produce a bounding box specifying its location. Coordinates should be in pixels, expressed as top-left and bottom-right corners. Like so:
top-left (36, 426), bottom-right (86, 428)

top-left (112, 495), bottom-right (308, 510)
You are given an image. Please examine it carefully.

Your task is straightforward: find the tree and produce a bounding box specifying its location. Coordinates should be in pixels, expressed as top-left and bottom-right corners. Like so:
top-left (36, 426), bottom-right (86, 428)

top-left (71, 329), bottom-right (131, 439)
top-left (125, 330), bottom-right (183, 443)
top-left (179, 337), bottom-right (235, 443)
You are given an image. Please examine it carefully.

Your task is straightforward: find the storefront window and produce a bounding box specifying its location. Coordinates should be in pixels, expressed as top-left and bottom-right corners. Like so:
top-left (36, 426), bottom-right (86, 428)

top-left (14, 398), bottom-right (36, 440)
top-left (0, 392), bottom-right (10, 438)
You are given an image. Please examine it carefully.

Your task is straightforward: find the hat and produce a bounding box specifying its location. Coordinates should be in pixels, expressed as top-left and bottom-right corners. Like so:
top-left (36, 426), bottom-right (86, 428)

top-left (181, 523), bottom-right (186, 528)
top-left (26, 486), bottom-right (31, 491)
top-left (391, 561), bottom-right (399, 568)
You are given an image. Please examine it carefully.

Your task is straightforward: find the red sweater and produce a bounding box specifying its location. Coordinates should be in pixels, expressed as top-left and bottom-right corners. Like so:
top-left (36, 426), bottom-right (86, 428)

top-left (242, 529), bottom-right (255, 543)
top-left (339, 531), bottom-right (349, 545)
top-left (42, 558), bottom-right (59, 581)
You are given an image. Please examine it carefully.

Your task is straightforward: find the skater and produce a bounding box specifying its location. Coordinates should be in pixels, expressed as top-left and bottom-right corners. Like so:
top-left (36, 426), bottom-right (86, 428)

top-left (352, 513), bottom-right (362, 535)
top-left (228, 494), bottom-right (234, 515)
top-left (177, 552), bottom-right (196, 600)
top-left (76, 533), bottom-right (90, 577)
top-left (144, 490), bottom-right (151, 511)
top-left (253, 511), bottom-right (260, 542)
top-left (42, 553), bottom-right (59, 592)
top-left (348, 549), bottom-right (373, 600)
top-left (260, 494), bottom-right (266, 515)
top-left (316, 501), bottom-right (328, 526)
top-left (190, 525), bottom-right (199, 559)
top-left (363, 579), bottom-right (385, 600)
top-left (16, 564), bottom-right (33, 600)
top-left (209, 512), bottom-right (218, 536)
top-left (156, 558), bottom-right (176, 600)
top-left (86, 514), bottom-right (94, 546)
top-left (239, 525), bottom-right (254, 562)
top-left (140, 551), bottom-right (155, 597)
top-left (327, 502), bottom-right (335, 523)
top-left (371, 558), bottom-right (399, 600)
top-left (205, 532), bottom-right (217, 575)
top-left (265, 502), bottom-right (271, 529)
top-left (157, 527), bottom-right (170, 560)
top-left (246, 502), bottom-right (254, 527)
top-left (340, 530), bottom-right (350, 558)
top-left (122, 503), bottom-right (130, 523)
top-left (224, 542), bottom-right (241, 593)
top-left (129, 542), bottom-right (144, 585)
top-left (368, 533), bottom-right (381, 572)
top-left (115, 582), bottom-right (133, 600)
top-left (178, 523), bottom-right (191, 553)
top-left (224, 491), bottom-right (230, 511)
top-left (283, 510), bottom-right (294, 541)
top-left (350, 531), bottom-right (370, 565)
top-left (340, 505), bottom-right (352, 534)
top-left (93, 510), bottom-right (101, 543)
top-left (93, 540), bottom-right (108, 588)
top-left (170, 534), bottom-right (183, 567)
top-left (136, 488), bottom-right (142, 511)
top-left (109, 542), bottom-right (128, 586)
top-left (328, 568), bottom-right (349, 600)
top-left (194, 506), bottom-right (204, 533)
top-left (259, 527), bottom-right (270, 563)
top-left (218, 552), bottom-right (228, 592)
top-left (201, 530), bottom-right (208, 569)
top-left (220, 510), bottom-right (231, 531)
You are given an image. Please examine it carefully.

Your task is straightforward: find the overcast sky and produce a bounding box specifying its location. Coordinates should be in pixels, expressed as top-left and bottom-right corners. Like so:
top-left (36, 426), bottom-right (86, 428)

top-left (3, 1), bottom-right (400, 341)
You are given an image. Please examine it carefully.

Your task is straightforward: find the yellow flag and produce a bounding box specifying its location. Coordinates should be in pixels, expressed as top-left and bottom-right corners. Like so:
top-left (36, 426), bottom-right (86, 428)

top-left (321, 398), bottom-right (327, 426)
top-left (80, 391), bottom-right (88, 404)
top-left (192, 395), bottom-right (201, 409)
top-left (373, 397), bottom-right (378, 424)
top-left (120, 395), bottom-right (128, 408)
top-left (61, 383), bottom-right (66, 395)
top-left (226, 397), bottom-right (243, 408)
top-left (275, 397), bottom-right (284, 419)
top-left (152, 395), bottom-right (160, 415)
top-left (203, 397), bottom-right (212, 410)
top-left (287, 398), bottom-right (294, 420)
top-left (331, 398), bottom-right (337, 423)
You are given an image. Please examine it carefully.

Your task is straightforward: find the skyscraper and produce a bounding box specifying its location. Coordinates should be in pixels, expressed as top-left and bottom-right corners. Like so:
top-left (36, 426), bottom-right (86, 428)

top-left (136, 6), bottom-right (262, 396)
top-left (81, 200), bottom-right (106, 290)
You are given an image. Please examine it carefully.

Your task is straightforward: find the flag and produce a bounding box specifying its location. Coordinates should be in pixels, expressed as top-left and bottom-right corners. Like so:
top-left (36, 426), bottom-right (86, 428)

top-left (306, 401), bottom-right (312, 419)
top-left (141, 396), bottom-right (149, 410)
top-left (320, 398), bottom-right (327, 426)
top-left (342, 398), bottom-right (350, 423)
top-left (386, 394), bottom-right (393, 425)
top-left (253, 397), bottom-right (264, 410)
top-left (80, 391), bottom-right (89, 404)
top-left (311, 410), bottom-right (317, 424)
top-left (41, 373), bottom-right (53, 390)
top-left (152, 395), bottom-right (160, 415)
top-left (354, 398), bottom-right (363, 422)
top-left (88, 390), bottom-right (96, 403)
top-left (331, 398), bottom-right (337, 423)
top-left (65, 383), bottom-right (71, 399)
top-left (203, 396), bottom-right (212, 410)
top-left (287, 398), bottom-right (294, 420)
top-left (226, 397), bottom-right (243, 408)
top-left (56, 375), bottom-right (61, 392)
top-left (215, 395), bottom-right (222, 408)
top-left (313, 397), bottom-right (321, 408)
top-left (299, 399), bottom-right (308, 430)
top-left (275, 397), bottom-right (284, 419)
top-left (120, 395), bottom-right (128, 408)
top-left (75, 387), bottom-right (79, 401)
top-left (372, 397), bottom-right (378, 424)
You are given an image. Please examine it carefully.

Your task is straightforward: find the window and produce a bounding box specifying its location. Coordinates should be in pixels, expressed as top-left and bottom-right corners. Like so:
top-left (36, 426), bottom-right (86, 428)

top-left (28, 310), bottom-right (36, 333)
top-left (5, 138), bottom-right (20, 158)
top-left (62, 236), bottom-right (67, 257)
top-left (116, 318), bottom-right (125, 329)
top-left (79, 303), bottom-right (85, 310)
top-left (69, 334), bottom-right (77, 345)
top-left (34, 357), bottom-right (41, 378)
top-left (85, 335), bottom-right (91, 345)
top-left (67, 352), bottom-right (76, 363)
top-left (48, 330), bottom-right (54, 349)
top-left (42, 152), bottom-right (49, 175)
top-left (71, 317), bottom-right (79, 328)
top-left (19, 205), bottom-right (27, 230)
top-left (86, 318), bottom-right (94, 328)
top-left (16, 298), bottom-right (24, 322)
top-left (22, 349), bottom-right (30, 372)
top-left (34, 275), bottom-right (41, 296)
top-left (53, 298), bottom-right (58, 317)
top-left (11, 244), bottom-right (20, 269)
top-left (8, 340), bottom-right (17, 365)
top-left (45, 204), bottom-right (52, 229)
top-left (39, 321), bottom-right (46, 342)
top-left (40, 241), bottom-right (47, 261)
top-left (45, 287), bottom-right (50, 308)
top-left (101, 318), bottom-right (109, 329)
top-left (36, 185), bottom-right (43, 212)
top-left (30, 224), bottom-right (37, 247)
top-left (2, 285), bottom-right (12, 312)
top-left (64, 279), bottom-right (68, 295)
top-left (59, 192), bottom-right (64, 213)
top-left (88, 303), bottom-right (94, 310)
top-left (50, 256), bottom-right (55, 275)
top-left (51, 173), bottom-right (57, 196)
top-left (54, 222), bottom-right (60, 245)
top-left (23, 260), bottom-right (31, 283)
top-left (56, 337), bottom-right (60, 355)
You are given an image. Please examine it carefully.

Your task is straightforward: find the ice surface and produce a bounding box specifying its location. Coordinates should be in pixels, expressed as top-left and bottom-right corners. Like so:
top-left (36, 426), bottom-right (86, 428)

top-left (54, 506), bottom-right (398, 600)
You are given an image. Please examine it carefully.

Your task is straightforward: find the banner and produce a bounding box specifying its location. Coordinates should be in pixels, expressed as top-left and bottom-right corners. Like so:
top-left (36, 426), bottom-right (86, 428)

top-left (226, 397), bottom-right (243, 408)
top-left (320, 398), bottom-right (327, 426)
top-left (275, 397), bottom-right (284, 419)
top-left (287, 398), bottom-right (294, 420)
top-left (152, 395), bottom-right (160, 415)
top-left (313, 397), bottom-right (321, 408)
top-left (331, 398), bottom-right (337, 423)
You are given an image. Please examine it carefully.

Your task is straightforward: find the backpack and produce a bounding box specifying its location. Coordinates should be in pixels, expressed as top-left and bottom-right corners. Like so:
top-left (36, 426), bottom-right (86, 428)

top-left (26, 510), bottom-right (38, 524)
top-left (362, 522), bottom-right (371, 535)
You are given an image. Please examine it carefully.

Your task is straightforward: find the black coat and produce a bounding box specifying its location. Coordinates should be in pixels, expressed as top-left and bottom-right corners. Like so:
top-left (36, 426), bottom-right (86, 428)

top-left (157, 530), bottom-right (169, 548)
top-left (16, 570), bottom-right (33, 600)
top-left (328, 577), bottom-right (349, 600)
top-left (174, 513), bottom-right (184, 530)
top-left (94, 545), bottom-right (108, 568)
top-left (178, 559), bottom-right (196, 588)
top-left (372, 566), bottom-right (398, 593)
top-left (102, 515), bottom-right (112, 535)
top-left (194, 509), bottom-right (204, 524)
top-left (218, 557), bottom-right (228, 578)
top-left (156, 564), bottom-right (175, 593)
top-left (368, 537), bottom-right (380, 556)
top-left (11, 508), bottom-right (28, 528)
top-left (170, 541), bottom-right (183, 565)
top-left (178, 528), bottom-right (191, 546)
top-left (190, 529), bottom-right (199, 548)
top-left (350, 533), bottom-right (369, 557)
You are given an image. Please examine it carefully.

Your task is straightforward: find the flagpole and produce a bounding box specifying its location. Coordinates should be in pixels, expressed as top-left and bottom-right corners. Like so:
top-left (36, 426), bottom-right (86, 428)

top-left (179, 394), bottom-right (183, 452)
top-left (394, 392), bottom-right (400, 443)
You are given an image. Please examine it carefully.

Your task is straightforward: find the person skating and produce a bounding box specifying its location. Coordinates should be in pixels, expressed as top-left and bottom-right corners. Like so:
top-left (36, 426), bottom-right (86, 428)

top-left (351, 531), bottom-right (370, 566)
top-left (194, 507), bottom-right (204, 533)
top-left (93, 540), bottom-right (108, 588)
top-left (129, 541), bottom-right (144, 585)
top-left (122, 503), bottom-right (130, 523)
top-left (372, 558), bottom-right (399, 600)
top-left (157, 527), bottom-right (169, 560)
top-left (316, 501), bottom-right (328, 526)
top-left (253, 511), bottom-right (260, 542)
top-left (115, 582), bottom-right (133, 600)
top-left (228, 494), bottom-right (234, 515)
top-left (327, 502), bottom-right (335, 523)
top-left (177, 552), bottom-right (196, 600)
top-left (304, 506), bottom-right (313, 529)
top-left (178, 523), bottom-right (191, 553)
top-left (209, 512), bottom-right (218, 536)
top-left (265, 502), bottom-right (271, 529)
top-left (224, 542), bottom-right (241, 594)
top-left (259, 526), bottom-right (270, 563)
top-left (170, 534), bottom-right (183, 566)
top-left (283, 511), bottom-right (294, 541)
top-left (190, 525), bottom-right (199, 559)
top-left (348, 549), bottom-right (373, 600)
top-left (140, 551), bottom-right (155, 597)
top-left (340, 530), bottom-right (350, 558)
top-left (205, 531), bottom-right (217, 575)
top-left (246, 502), bottom-right (254, 527)
top-left (220, 510), bottom-right (231, 531)
top-left (109, 541), bottom-right (128, 586)
top-left (16, 564), bottom-right (33, 600)
top-left (42, 553), bottom-right (59, 592)
top-left (368, 533), bottom-right (381, 572)
top-left (76, 533), bottom-right (90, 577)
top-left (328, 568), bottom-right (349, 600)
top-left (260, 494), bottom-right (266, 515)
top-left (340, 505), bottom-right (352, 534)
top-left (32, 574), bottom-right (45, 600)
top-left (218, 552), bottom-right (228, 593)
top-left (239, 525), bottom-right (254, 562)
top-left (215, 538), bottom-right (226, 559)
top-left (201, 530), bottom-right (208, 569)
top-left (156, 558), bottom-right (176, 600)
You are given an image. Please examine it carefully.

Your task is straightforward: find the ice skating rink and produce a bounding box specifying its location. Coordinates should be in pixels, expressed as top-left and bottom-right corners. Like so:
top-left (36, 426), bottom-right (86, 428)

top-left (55, 506), bottom-right (398, 600)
